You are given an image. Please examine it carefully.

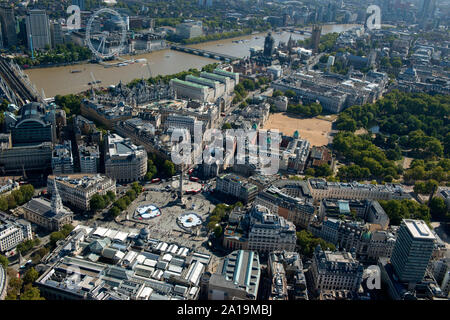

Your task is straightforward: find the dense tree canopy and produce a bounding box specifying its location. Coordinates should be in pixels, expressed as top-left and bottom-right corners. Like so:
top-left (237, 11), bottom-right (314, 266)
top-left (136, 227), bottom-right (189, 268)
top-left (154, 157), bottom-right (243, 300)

top-left (14, 43), bottom-right (92, 67)
top-left (287, 102), bottom-right (322, 117)
top-left (90, 194), bottom-right (106, 212)
top-left (54, 94), bottom-right (82, 115)
top-left (296, 230), bottom-right (336, 258)
top-left (207, 203), bottom-right (241, 231)
top-left (0, 184), bottom-right (35, 211)
top-left (145, 159), bottom-right (158, 181)
top-left (429, 197), bottom-right (449, 221)
top-left (336, 91), bottom-right (449, 159)
top-left (19, 284), bottom-right (45, 300)
top-left (0, 254), bottom-right (8, 269)
top-left (163, 160), bottom-right (176, 177)
top-left (379, 199), bottom-right (431, 225)
top-left (23, 267), bottom-right (39, 284)
top-left (49, 224), bottom-right (74, 247)
top-left (333, 131), bottom-right (401, 181)
top-left (147, 153), bottom-right (177, 178)
top-left (16, 238), bottom-right (40, 255)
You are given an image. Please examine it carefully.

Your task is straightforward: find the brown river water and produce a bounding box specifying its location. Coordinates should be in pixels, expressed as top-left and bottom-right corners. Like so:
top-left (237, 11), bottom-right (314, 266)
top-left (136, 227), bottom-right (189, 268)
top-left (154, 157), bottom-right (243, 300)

top-left (24, 24), bottom-right (359, 97)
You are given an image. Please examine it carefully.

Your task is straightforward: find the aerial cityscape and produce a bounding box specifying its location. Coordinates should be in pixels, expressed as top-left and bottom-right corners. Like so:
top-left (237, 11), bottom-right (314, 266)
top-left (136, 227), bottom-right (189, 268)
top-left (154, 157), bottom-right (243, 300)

top-left (0, 0), bottom-right (449, 306)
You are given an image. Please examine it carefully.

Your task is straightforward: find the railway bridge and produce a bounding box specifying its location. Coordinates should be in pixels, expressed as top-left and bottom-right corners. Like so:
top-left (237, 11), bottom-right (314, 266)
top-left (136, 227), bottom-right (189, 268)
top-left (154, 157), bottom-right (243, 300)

top-left (170, 45), bottom-right (239, 62)
top-left (0, 58), bottom-right (42, 106)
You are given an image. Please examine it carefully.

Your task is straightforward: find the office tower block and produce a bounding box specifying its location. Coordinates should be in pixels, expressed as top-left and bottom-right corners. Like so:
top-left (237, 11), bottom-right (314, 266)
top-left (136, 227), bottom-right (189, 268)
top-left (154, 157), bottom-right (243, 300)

top-left (104, 133), bottom-right (147, 183)
top-left (263, 32), bottom-right (275, 57)
top-left (26, 9), bottom-right (51, 51)
top-left (176, 20), bottom-right (203, 39)
top-left (311, 24), bottom-right (322, 54)
top-left (0, 21), bottom-right (3, 49)
top-left (390, 219), bottom-right (436, 286)
top-left (421, 0), bottom-right (436, 19)
top-left (50, 22), bottom-right (64, 47)
top-left (72, 0), bottom-right (86, 11)
top-left (0, 4), bottom-right (18, 47)
top-left (52, 140), bottom-right (74, 175)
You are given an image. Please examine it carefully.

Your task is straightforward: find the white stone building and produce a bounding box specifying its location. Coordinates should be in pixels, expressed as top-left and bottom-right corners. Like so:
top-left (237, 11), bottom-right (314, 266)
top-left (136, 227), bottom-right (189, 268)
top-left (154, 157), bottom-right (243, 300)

top-left (0, 212), bottom-right (32, 253)
top-left (247, 205), bottom-right (296, 253)
top-left (47, 174), bottom-right (116, 211)
top-left (104, 133), bottom-right (147, 183)
top-left (310, 246), bottom-right (364, 293)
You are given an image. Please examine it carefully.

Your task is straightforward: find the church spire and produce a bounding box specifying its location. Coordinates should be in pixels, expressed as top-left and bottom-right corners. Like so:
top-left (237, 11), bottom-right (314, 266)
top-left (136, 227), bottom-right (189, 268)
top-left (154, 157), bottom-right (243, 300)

top-left (51, 180), bottom-right (63, 214)
top-left (287, 34), bottom-right (294, 55)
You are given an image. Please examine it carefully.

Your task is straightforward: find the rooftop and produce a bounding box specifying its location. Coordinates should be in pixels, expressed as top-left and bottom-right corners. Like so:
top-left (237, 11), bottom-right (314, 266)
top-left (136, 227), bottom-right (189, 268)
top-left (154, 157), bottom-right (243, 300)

top-left (309, 178), bottom-right (408, 194)
top-left (171, 78), bottom-right (208, 90)
top-left (185, 75), bottom-right (219, 87)
top-left (22, 197), bottom-right (72, 221)
top-left (107, 133), bottom-right (145, 157)
top-left (48, 174), bottom-right (113, 191)
top-left (37, 224), bottom-right (211, 300)
top-left (213, 68), bottom-right (238, 78)
top-left (403, 219), bottom-right (436, 241)
top-left (210, 250), bottom-right (261, 298)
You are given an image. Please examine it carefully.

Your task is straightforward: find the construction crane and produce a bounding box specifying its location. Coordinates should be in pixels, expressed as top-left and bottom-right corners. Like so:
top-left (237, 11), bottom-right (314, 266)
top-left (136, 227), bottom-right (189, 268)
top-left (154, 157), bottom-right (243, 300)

top-left (146, 62), bottom-right (153, 79)
top-left (90, 72), bottom-right (100, 99)
top-left (29, 34), bottom-right (34, 60)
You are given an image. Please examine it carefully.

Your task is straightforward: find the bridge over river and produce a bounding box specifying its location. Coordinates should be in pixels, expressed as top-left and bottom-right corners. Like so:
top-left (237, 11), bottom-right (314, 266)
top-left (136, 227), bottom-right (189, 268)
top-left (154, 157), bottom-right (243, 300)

top-left (170, 45), bottom-right (239, 62)
top-left (0, 58), bottom-right (43, 106)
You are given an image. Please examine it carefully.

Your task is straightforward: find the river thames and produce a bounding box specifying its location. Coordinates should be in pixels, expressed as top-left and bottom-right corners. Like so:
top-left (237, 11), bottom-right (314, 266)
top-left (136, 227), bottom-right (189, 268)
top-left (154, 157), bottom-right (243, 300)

top-left (25, 24), bottom-right (359, 97)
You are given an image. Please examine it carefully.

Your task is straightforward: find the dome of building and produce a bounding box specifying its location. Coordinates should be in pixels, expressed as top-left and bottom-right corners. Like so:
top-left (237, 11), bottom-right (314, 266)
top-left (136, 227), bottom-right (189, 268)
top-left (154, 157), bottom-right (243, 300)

top-left (139, 227), bottom-right (149, 237)
top-left (362, 230), bottom-right (372, 241)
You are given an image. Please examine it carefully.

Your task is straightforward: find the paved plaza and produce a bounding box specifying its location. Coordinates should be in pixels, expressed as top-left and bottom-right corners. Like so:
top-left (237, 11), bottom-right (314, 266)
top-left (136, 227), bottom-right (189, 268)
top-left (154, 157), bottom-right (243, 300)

top-left (119, 183), bottom-right (216, 252)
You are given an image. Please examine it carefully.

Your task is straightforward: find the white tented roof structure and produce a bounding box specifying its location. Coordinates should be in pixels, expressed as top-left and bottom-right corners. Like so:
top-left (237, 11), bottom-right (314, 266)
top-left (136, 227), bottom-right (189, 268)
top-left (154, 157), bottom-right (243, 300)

top-left (143, 259), bottom-right (157, 267)
top-left (159, 242), bottom-right (168, 252)
top-left (123, 251), bottom-right (138, 264)
top-left (176, 247), bottom-right (184, 256)
top-left (93, 227), bottom-right (109, 237)
top-left (105, 229), bottom-right (119, 239)
top-left (170, 245), bottom-right (179, 254)
top-left (114, 231), bottom-right (128, 242)
top-left (189, 287), bottom-right (199, 296)
top-left (135, 254), bottom-right (146, 264)
top-left (137, 287), bottom-right (153, 300)
top-left (185, 261), bottom-right (204, 286)
top-left (181, 248), bottom-right (189, 257)
top-left (162, 253), bottom-right (173, 262)
top-left (115, 251), bottom-right (125, 260)
top-left (152, 269), bottom-right (164, 280)
top-left (168, 264), bottom-right (183, 274)
top-left (73, 225), bottom-right (93, 235)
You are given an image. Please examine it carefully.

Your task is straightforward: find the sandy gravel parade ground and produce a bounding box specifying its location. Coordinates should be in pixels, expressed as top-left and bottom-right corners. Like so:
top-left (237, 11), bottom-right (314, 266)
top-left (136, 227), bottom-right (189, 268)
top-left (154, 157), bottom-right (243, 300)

top-left (263, 113), bottom-right (333, 146)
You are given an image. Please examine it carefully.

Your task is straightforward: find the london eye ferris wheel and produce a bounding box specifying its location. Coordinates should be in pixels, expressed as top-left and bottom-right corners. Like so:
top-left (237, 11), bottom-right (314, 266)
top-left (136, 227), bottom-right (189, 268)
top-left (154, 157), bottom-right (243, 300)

top-left (85, 8), bottom-right (127, 60)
